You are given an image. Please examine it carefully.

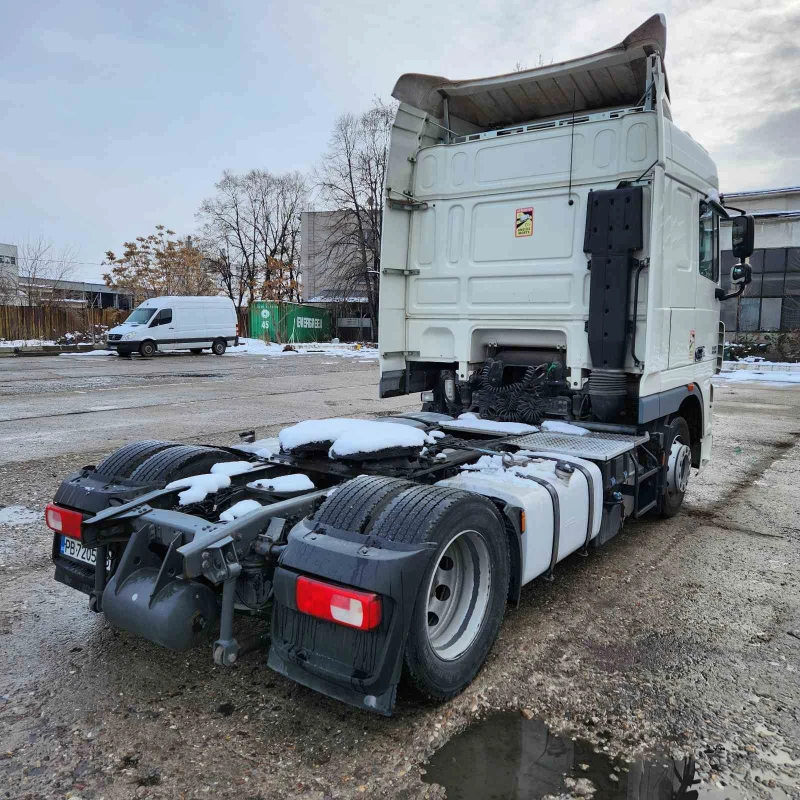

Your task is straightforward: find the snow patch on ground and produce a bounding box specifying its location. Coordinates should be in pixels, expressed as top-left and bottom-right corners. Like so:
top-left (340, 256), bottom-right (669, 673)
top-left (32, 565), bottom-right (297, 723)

top-left (715, 370), bottom-right (800, 385)
top-left (219, 499), bottom-right (263, 522)
top-left (0, 339), bottom-right (57, 348)
top-left (59, 350), bottom-right (116, 357)
top-left (248, 474), bottom-right (316, 493)
top-left (166, 473), bottom-right (231, 505)
top-left (210, 461), bottom-right (256, 476)
top-left (225, 338), bottom-right (378, 360)
top-left (279, 417), bottom-right (435, 458)
top-left (0, 505), bottom-right (41, 526)
top-left (443, 413), bottom-right (539, 435)
top-left (541, 420), bottom-right (589, 436)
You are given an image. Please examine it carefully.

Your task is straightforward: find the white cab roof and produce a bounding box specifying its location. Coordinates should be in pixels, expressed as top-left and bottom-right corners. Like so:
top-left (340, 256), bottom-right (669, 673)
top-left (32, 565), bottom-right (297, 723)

top-left (391, 14), bottom-right (667, 128)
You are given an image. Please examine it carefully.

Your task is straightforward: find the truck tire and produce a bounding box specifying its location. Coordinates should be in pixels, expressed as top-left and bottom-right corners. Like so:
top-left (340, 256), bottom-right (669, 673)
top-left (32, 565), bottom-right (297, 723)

top-left (212, 339), bottom-right (227, 355)
top-left (314, 475), bottom-right (413, 533)
top-left (139, 340), bottom-right (156, 358)
top-left (94, 440), bottom-right (178, 480)
top-left (129, 445), bottom-right (238, 485)
top-left (661, 416), bottom-right (691, 518)
top-left (366, 485), bottom-right (509, 701)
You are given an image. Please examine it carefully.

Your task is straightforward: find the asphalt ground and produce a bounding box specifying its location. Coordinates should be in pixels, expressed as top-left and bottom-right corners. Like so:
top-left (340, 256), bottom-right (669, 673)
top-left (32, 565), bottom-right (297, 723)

top-left (0, 353), bottom-right (798, 799)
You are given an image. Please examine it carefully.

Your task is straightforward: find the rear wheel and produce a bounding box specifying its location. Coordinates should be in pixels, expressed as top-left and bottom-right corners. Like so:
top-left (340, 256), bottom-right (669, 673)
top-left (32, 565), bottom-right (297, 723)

top-left (366, 486), bottom-right (509, 700)
top-left (139, 340), bottom-right (156, 358)
top-left (212, 339), bottom-right (227, 356)
top-left (129, 445), bottom-right (238, 485)
top-left (314, 475), bottom-right (413, 532)
top-left (661, 416), bottom-right (691, 517)
top-left (94, 440), bottom-right (178, 480)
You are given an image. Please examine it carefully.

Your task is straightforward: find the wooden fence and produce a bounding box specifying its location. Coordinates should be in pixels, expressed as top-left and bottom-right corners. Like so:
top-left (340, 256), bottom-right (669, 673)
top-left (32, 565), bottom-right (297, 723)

top-left (0, 305), bottom-right (128, 343)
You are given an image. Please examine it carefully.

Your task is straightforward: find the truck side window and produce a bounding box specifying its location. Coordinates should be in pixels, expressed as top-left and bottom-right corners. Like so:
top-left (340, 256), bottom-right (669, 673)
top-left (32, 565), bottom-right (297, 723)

top-left (150, 309), bottom-right (172, 326)
top-left (698, 202), bottom-right (719, 282)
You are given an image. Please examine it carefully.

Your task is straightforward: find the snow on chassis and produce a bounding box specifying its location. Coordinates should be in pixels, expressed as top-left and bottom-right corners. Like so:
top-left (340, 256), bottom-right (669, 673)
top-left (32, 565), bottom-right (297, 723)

top-left (47, 16), bottom-right (757, 715)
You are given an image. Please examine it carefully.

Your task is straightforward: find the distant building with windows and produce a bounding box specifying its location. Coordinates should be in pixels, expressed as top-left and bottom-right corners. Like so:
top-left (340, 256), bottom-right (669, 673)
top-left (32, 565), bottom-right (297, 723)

top-left (0, 242), bottom-right (132, 309)
top-left (720, 187), bottom-right (800, 335)
top-left (300, 211), bottom-right (373, 340)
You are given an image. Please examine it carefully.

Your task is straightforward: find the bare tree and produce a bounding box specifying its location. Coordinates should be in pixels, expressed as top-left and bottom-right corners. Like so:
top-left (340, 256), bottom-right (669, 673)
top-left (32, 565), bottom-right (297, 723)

top-left (196, 170), bottom-right (308, 313)
top-left (313, 98), bottom-right (396, 335)
top-left (16, 237), bottom-right (78, 307)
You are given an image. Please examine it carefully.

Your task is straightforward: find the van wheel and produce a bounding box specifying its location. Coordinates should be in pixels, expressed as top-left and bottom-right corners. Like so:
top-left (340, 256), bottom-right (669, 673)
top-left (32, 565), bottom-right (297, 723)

top-left (212, 339), bottom-right (227, 355)
top-left (139, 341), bottom-right (156, 358)
top-left (661, 416), bottom-right (691, 518)
top-left (190, 348), bottom-right (204, 354)
top-left (366, 486), bottom-right (509, 701)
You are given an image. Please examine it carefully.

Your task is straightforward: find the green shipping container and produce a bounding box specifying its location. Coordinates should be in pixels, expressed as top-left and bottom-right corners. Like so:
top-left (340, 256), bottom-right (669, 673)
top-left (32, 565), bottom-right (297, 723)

top-left (249, 302), bottom-right (331, 344)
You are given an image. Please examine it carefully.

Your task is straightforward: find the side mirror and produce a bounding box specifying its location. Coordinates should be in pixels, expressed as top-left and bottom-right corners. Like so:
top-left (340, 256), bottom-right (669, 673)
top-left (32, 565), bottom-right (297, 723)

top-left (731, 262), bottom-right (752, 286)
top-left (731, 215), bottom-right (755, 260)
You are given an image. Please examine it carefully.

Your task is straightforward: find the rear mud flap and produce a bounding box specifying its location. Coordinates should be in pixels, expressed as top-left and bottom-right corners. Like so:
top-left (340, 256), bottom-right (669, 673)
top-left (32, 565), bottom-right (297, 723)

top-left (268, 520), bottom-right (436, 715)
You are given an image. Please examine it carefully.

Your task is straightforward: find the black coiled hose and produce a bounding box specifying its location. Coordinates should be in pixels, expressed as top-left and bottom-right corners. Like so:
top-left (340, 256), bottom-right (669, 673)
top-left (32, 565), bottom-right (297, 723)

top-left (472, 362), bottom-right (548, 425)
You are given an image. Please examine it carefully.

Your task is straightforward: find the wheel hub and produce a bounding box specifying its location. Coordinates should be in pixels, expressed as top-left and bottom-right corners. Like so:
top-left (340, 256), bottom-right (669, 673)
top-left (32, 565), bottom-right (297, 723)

top-left (667, 438), bottom-right (691, 495)
top-left (425, 529), bottom-right (491, 661)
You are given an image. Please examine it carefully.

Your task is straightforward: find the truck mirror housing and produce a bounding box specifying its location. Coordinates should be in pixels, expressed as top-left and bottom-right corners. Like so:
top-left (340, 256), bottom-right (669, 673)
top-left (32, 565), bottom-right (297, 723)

top-left (731, 262), bottom-right (752, 286)
top-left (731, 215), bottom-right (755, 260)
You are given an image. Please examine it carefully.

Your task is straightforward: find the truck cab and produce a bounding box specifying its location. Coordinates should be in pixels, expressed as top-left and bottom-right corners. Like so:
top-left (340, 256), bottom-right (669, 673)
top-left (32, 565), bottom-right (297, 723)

top-left (378, 13), bottom-right (752, 484)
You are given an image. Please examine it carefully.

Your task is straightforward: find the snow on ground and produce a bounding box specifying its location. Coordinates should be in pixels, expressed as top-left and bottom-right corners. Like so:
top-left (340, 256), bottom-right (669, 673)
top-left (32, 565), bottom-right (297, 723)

top-left (279, 417), bottom-right (436, 458)
top-left (715, 369), bottom-right (800, 385)
top-left (225, 338), bottom-right (378, 360)
top-left (165, 473), bottom-right (231, 505)
top-left (0, 505), bottom-right (41, 526)
top-left (541, 420), bottom-right (589, 436)
top-left (219, 499), bottom-right (263, 522)
top-left (248, 474), bottom-right (316, 493)
top-left (0, 339), bottom-right (57, 348)
top-left (442, 413), bottom-right (538, 435)
top-left (58, 350), bottom-right (116, 357)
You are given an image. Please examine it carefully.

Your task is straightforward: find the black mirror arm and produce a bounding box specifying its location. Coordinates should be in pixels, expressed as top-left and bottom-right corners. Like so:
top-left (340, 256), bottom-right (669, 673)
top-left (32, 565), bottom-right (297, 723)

top-left (715, 282), bottom-right (746, 301)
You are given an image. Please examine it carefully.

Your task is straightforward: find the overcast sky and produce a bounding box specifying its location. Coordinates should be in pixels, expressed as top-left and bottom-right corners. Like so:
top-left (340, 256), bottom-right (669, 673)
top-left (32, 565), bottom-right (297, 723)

top-left (2, 0), bottom-right (798, 281)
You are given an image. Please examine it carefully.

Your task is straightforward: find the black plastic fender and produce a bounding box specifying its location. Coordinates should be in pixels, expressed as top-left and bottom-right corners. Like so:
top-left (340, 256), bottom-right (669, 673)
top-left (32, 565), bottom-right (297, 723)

top-left (268, 519), bottom-right (437, 715)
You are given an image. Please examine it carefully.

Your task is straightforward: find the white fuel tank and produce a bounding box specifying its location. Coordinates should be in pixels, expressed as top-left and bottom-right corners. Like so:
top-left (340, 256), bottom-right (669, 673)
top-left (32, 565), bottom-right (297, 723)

top-left (437, 453), bottom-right (602, 586)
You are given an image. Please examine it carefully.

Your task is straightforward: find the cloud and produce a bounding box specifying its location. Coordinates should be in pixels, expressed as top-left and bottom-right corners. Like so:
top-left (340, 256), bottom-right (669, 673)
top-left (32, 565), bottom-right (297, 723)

top-left (1, 0), bottom-right (799, 275)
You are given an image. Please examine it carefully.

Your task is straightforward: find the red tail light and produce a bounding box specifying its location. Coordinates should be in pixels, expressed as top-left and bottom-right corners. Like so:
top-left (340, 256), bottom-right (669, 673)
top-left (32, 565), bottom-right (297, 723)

top-left (296, 576), bottom-right (382, 631)
top-left (236, 322), bottom-right (240, 336)
top-left (45, 503), bottom-right (83, 541)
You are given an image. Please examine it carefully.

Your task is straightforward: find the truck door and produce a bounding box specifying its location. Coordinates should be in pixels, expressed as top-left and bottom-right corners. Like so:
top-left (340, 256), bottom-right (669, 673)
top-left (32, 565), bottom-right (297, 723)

top-left (666, 181), bottom-right (697, 368)
top-left (695, 201), bottom-right (721, 371)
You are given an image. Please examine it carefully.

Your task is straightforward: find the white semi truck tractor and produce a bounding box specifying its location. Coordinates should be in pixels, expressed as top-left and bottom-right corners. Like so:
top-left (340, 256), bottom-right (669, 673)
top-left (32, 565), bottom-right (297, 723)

top-left (46, 15), bottom-right (755, 715)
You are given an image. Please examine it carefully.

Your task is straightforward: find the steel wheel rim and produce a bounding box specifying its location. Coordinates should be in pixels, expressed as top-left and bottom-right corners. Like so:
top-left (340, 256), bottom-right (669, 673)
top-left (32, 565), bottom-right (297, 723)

top-left (667, 435), bottom-right (691, 497)
top-left (425, 529), bottom-right (492, 661)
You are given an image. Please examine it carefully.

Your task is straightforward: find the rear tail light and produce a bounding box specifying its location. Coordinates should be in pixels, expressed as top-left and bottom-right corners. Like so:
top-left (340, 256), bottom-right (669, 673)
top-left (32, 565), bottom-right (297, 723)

top-left (45, 503), bottom-right (83, 541)
top-left (236, 322), bottom-right (240, 337)
top-left (295, 576), bottom-right (382, 631)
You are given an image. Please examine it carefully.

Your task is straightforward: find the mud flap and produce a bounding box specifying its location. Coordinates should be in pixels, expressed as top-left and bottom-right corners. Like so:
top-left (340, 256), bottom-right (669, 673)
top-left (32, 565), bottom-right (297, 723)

top-left (268, 520), bottom-right (436, 715)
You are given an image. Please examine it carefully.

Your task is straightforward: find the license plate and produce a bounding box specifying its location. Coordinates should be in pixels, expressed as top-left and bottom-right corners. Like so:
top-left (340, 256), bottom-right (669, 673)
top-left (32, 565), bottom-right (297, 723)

top-left (59, 536), bottom-right (113, 571)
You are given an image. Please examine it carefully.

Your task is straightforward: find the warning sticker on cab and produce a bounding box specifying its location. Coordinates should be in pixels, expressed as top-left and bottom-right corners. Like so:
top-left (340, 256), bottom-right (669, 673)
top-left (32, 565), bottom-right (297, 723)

top-left (515, 207), bottom-right (533, 237)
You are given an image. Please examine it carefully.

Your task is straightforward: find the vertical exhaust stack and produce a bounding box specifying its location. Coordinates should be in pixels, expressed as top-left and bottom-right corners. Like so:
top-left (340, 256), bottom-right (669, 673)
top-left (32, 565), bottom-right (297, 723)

top-left (583, 186), bottom-right (644, 421)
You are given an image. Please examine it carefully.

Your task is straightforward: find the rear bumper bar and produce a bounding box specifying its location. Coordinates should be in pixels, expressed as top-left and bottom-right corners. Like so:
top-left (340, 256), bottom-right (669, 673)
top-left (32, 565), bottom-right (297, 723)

top-left (268, 520), bottom-right (436, 715)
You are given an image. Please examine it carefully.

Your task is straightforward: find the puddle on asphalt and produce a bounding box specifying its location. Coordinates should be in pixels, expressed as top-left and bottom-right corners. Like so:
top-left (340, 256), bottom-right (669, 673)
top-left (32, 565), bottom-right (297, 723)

top-left (423, 712), bottom-right (744, 799)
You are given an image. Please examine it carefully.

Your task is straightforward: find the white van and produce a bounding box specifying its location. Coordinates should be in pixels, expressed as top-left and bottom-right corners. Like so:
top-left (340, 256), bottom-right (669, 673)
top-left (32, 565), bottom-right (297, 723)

top-left (106, 296), bottom-right (238, 357)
